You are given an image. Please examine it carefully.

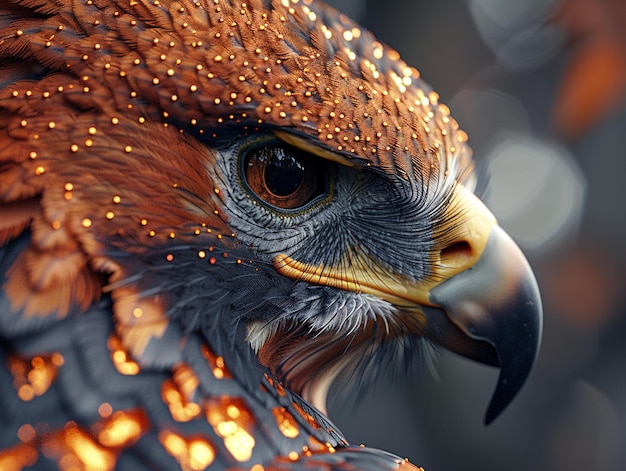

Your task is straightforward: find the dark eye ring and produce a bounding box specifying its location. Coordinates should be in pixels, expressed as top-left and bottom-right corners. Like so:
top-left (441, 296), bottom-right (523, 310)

top-left (241, 143), bottom-right (328, 211)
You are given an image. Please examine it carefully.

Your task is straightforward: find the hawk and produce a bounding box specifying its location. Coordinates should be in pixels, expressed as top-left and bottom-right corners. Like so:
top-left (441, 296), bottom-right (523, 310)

top-left (0, 0), bottom-right (542, 469)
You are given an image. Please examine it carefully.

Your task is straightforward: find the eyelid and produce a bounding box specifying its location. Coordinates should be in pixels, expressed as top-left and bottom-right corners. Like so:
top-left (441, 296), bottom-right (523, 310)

top-left (272, 130), bottom-right (357, 168)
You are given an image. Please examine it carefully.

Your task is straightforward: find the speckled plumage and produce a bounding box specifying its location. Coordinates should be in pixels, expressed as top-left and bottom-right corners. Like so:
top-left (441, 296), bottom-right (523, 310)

top-left (0, 0), bottom-right (541, 469)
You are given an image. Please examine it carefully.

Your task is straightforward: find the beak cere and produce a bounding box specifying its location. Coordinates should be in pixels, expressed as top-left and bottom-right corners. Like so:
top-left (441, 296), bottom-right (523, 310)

top-left (428, 225), bottom-right (543, 424)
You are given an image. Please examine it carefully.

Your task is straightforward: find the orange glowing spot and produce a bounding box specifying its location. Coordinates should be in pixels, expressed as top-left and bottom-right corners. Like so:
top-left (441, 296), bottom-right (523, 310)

top-left (201, 345), bottom-right (231, 379)
top-left (264, 374), bottom-right (287, 397)
top-left (17, 384), bottom-right (34, 401)
top-left (51, 353), bottom-right (64, 366)
top-left (205, 397), bottom-right (256, 462)
top-left (272, 407), bottom-right (300, 438)
top-left (98, 403), bottom-right (113, 418)
top-left (226, 404), bottom-right (240, 419)
top-left (159, 431), bottom-right (215, 471)
top-left (97, 409), bottom-right (147, 448)
top-left (161, 379), bottom-right (202, 422)
top-left (105, 211), bottom-right (114, 220)
top-left (0, 442), bottom-right (38, 471)
top-left (17, 424), bottom-right (36, 443)
top-left (291, 402), bottom-right (321, 430)
top-left (8, 354), bottom-right (60, 401)
top-left (107, 335), bottom-right (140, 375)
top-left (288, 450), bottom-right (299, 461)
top-left (82, 218), bottom-right (92, 228)
top-left (46, 423), bottom-right (115, 471)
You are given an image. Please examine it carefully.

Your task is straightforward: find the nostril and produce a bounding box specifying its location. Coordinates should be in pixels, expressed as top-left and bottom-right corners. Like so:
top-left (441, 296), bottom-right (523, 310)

top-left (440, 241), bottom-right (473, 268)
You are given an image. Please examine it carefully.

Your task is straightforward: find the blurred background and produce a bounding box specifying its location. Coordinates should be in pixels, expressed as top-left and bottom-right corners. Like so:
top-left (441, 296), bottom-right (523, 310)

top-left (323, 0), bottom-right (626, 470)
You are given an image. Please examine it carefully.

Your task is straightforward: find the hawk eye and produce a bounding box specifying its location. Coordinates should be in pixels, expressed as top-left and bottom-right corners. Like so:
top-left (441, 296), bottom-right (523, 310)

top-left (242, 144), bottom-right (327, 210)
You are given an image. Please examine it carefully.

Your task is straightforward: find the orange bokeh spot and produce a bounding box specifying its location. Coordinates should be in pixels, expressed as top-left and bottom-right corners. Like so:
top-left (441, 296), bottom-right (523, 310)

top-left (161, 379), bottom-right (202, 422)
top-left (200, 345), bottom-right (232, 380)
top-left (205, 397), bottom-right (256, 462)
top-left (159, 431), bottom-right (215, 471)
top-left (96, 409), bottom-right (148, 448)
top-left (0, 442), bottom-right (38, 471)
top-left (272, 407), bottom-right (300, 438)
top-left (107, 335), bottom-right (140, 375)
top-left (43, 423), bottom-right (115, 471)
top-left (8, 353), bottom-right (63, 401)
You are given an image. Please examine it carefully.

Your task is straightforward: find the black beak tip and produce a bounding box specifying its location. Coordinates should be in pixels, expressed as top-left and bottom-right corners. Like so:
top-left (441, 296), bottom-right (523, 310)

top-left (429, 225), bottom-right (544, 425)
top-left (484, 298), bottom-right (543, 425)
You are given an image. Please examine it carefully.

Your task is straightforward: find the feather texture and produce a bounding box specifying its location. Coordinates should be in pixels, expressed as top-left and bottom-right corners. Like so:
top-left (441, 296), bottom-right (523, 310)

top-left (0, 0), bottom-right (483, 469)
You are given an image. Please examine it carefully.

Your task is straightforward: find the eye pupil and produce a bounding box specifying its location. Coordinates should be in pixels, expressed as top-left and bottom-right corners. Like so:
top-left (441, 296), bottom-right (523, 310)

top-left (264, 149), bottom-right (304, 197)
top-left (242, 143), bottom-right (327, 211)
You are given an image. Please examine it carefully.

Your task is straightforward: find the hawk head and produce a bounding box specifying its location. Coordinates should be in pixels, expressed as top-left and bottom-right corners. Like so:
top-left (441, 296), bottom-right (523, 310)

top-left (0, 0), bottom-right (541, 437)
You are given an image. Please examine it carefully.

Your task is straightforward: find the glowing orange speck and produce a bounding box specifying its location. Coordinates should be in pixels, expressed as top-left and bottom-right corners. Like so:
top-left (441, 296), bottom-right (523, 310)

top-left (201, 346), bottom-right (231, 379)
top-left (17, 424), bottom-right (36, 443)
top-left (159, 431), bottom-right (215, 471)
top-left (205, 397), bottom-right (256, 462)
top-left (17, 384), bottom-right (34, 401)
top-left (291, 401), bottom-right (320, 430)
top-left (97, 409), bottom-right (147, 448)
top-left (0, 442), bottom-right (38, 471)
top-left (51, 353), bottom-right (64, 366)
top-left (272, 407), bottom-right (300, 438)
top-left (107, 335), bottom-right (140, 375)
top-left (98, 403), bottom-right (113, 418)
top-left (161, 380), bottom-right (202, 422)
top-left (9, 354), bottom-right (60, 401)
top-left (46, 423), bottom-right (115, 471)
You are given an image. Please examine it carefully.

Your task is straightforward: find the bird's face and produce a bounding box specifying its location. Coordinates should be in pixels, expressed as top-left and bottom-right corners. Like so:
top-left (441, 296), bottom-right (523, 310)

top-left (204, 126), bottom-right (540, 423)
top-left (0, 0), bottom-right (541, 428)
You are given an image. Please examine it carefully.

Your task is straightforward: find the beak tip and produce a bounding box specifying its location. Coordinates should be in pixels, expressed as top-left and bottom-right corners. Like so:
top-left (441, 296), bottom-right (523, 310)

top-left (429, 225), bottom-right (543, 425)
top-left (484, 291), bottom-right (543, 425)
